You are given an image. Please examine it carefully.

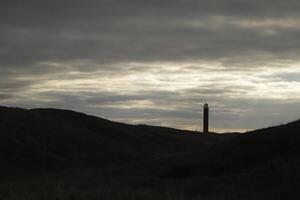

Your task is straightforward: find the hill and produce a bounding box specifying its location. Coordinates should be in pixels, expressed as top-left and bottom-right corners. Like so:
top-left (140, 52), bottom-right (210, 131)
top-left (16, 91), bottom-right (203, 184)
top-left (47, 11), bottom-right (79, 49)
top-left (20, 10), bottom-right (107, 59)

top-left (0, 106), bottom-right (299, 200)
top-left (118, 119), bottom-right (300, 199)
top-left (0, 106), bottom-right (230, 173)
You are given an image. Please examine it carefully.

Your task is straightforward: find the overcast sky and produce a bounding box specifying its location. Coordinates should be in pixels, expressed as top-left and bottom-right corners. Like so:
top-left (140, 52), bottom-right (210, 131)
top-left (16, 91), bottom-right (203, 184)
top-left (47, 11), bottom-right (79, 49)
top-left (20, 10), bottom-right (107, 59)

top-left (1, 0), bottom-right (300, 132)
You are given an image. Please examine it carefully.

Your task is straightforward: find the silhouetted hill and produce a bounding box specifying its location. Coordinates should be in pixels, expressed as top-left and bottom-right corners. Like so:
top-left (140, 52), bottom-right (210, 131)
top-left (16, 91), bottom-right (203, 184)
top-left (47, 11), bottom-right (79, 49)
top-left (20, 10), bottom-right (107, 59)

top-left (122, 119), bottom-right (300, 199)
top-left (0, 106), bottom-right (229, 173)
top-left (1, 106), bottom-right (299, 200)
top-left (138, 118), bottom-right (300, 173)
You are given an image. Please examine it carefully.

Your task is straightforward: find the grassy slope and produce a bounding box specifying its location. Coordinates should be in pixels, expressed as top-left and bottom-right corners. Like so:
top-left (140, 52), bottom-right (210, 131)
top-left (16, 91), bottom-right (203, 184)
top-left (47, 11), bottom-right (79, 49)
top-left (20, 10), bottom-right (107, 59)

top-left (0, 106), bottom-right (299, 199)
top-left (124, 119), bottom-right (300, 199)
top-left (0, 106), bottom-right (230, 172)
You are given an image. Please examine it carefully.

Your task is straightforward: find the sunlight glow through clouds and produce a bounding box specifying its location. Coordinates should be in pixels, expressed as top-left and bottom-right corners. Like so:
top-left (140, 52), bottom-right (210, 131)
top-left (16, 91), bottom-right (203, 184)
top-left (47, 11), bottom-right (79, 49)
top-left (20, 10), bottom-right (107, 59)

top-left (3, 60), bottom-right (300, 132)
top-left (2, 0), bottom-right (300, 132)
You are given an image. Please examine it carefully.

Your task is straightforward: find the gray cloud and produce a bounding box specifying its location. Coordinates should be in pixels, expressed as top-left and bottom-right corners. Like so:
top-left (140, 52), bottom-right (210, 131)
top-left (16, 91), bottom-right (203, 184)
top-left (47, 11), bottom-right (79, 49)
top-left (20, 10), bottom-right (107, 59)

top-left (1, 0), bottom-right (300, 70)
top-left (2, 83), bottom-right (300, 131)
top-left (274, 72), bottom-right (300, 82)
top-left (1, 0), bottom-right (300, 131)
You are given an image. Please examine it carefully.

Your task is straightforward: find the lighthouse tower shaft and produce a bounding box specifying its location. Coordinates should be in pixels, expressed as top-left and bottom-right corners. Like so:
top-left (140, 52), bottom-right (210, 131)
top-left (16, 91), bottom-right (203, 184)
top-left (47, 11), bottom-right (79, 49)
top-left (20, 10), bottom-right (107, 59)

top-left (203, 103), bottom-right (209, 133)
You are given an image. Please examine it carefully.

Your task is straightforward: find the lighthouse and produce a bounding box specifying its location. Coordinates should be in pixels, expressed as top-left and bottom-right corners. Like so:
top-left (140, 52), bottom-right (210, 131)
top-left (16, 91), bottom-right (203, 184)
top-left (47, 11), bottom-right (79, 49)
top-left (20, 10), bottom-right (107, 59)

top-left (203, 103), bottom-right (209, 133)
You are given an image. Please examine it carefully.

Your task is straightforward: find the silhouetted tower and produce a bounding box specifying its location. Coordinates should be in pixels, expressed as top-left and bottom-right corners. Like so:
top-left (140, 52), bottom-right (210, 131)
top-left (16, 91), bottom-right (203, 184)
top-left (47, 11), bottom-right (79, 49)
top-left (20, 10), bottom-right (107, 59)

top-left (203, 103), bottom-right (209, 133)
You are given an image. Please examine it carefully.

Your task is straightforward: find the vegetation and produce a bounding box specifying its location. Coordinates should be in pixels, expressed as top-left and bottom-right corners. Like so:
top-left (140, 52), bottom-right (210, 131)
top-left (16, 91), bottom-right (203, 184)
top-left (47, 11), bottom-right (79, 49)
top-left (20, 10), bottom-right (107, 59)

top-left (0, 106), bottom-right (299, 199)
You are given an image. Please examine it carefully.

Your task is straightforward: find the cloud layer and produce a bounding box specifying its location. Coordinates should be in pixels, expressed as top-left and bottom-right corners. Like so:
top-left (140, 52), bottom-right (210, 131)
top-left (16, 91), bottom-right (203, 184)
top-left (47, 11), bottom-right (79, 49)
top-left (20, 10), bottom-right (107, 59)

top-left (1, 0), bottom-right (300, 132)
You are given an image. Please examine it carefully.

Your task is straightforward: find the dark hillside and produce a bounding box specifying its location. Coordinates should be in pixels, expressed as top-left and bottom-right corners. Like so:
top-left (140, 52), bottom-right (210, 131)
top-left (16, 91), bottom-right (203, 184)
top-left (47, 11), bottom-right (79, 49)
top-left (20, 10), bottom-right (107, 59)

top-left (0, 106), bottom-right (229, 173)
top-left (125, 119), bottom-right (300, 199)
top-left (1, 106), bottom-right (299, 200)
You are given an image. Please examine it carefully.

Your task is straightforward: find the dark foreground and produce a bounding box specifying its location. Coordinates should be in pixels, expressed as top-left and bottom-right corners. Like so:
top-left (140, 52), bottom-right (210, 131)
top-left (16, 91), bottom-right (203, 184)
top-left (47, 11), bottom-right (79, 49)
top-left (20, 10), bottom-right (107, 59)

top-left (0, 106), bottom-right (299, 199)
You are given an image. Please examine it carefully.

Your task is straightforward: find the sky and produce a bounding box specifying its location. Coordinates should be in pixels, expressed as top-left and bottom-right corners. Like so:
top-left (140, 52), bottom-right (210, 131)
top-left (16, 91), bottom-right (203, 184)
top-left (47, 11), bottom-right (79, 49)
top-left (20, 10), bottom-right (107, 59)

top-left (1, 0), bottom-right (300, 132)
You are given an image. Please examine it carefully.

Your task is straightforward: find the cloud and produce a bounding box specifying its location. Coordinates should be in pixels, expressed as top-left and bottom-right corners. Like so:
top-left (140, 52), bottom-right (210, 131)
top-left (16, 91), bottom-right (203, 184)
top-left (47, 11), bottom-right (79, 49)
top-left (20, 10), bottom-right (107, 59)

top-left (2, 0), bottom-right (300, 69)
top-left (1, 0), bottom-right (300, 131)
